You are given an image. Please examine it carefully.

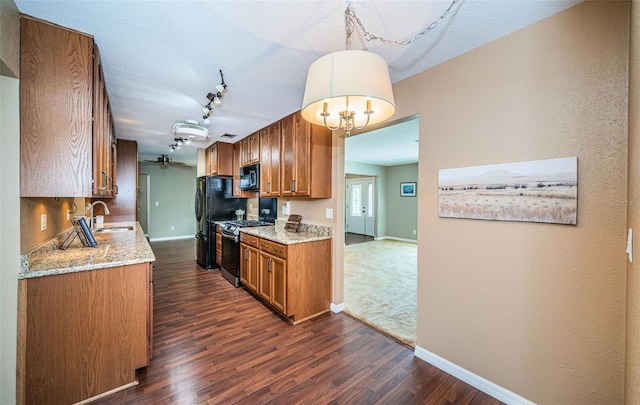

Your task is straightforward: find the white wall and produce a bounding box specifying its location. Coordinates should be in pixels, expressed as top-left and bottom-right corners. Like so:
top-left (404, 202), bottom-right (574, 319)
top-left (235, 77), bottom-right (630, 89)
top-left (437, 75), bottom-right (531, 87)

top-left (138, 164), bottom-right (197, 240)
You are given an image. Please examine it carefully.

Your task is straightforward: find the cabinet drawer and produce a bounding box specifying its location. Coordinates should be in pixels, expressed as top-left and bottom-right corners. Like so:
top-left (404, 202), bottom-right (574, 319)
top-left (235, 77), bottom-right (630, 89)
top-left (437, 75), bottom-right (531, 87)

top-left (259, 239), bottom-right (287, 259)
top-left (240, 233), bottom-right (259, 248)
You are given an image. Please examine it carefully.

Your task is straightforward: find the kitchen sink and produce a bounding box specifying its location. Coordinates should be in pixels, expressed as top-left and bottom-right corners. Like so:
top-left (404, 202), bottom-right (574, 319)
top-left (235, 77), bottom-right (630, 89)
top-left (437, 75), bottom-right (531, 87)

top-left (95, 226), bottom-right (134, 233)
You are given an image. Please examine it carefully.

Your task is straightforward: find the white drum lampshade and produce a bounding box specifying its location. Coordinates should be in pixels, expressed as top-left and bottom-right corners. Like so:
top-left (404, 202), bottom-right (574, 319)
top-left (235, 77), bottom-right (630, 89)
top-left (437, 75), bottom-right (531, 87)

top-left (301, 50), bottom-right (396, 134)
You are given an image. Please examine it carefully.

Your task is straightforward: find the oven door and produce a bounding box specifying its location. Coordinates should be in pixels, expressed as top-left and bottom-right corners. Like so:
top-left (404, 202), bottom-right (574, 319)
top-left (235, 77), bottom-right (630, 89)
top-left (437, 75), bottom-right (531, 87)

top-left (220, 232), bottom-right (241, 287)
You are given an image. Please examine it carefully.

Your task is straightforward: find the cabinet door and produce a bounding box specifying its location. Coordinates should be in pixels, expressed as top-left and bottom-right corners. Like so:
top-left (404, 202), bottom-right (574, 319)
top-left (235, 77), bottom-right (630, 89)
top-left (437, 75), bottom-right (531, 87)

top-left (233, 142), bottom-right (242, 197)
top-left (258, 253), bottom-right (272, 301)
top-left (258, 252), bottom-right (287, 314)
top-left (240, 244), bottom-right (259, 293)
top-left (210, 143), bottom-right (219, 174)
top-left (249, 132), bottom-right (260, 164)
top-left (260, 122), bottom-right (281, 197)
top-left (270, 255), bottom-right (287, 314)
top-left (20, 17), bottom-right (94, 197)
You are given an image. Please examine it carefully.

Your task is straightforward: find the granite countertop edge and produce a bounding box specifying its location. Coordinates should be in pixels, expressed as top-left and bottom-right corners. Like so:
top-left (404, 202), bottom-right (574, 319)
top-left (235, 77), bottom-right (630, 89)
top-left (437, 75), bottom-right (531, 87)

top-left (239, 226), bottom-right (332, 245)
top-left (19, 221), bottom-right (156, 279)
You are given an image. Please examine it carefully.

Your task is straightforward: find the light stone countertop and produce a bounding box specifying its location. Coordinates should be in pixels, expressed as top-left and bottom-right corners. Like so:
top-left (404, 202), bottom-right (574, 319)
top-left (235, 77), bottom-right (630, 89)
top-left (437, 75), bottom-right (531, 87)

top-left (239, 224), bottom-right (332, 245)
top-left (19, 222), bottom-right (156, 279)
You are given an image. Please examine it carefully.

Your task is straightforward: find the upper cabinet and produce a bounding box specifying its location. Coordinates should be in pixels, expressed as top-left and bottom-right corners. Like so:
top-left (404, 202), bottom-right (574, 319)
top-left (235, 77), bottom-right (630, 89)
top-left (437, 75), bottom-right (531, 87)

top-left (280, 111), bottom-right (332, 198)
top-left (205, 141), bottom-right (233, 176)
top-left (240, 132), bottom-right (260, 166)
top-left (259, 122), bottom-right (281, 197)
top-left (92, 44), bottom-right (117, 197)
top-left (20, 16), bottom-right (116, 197)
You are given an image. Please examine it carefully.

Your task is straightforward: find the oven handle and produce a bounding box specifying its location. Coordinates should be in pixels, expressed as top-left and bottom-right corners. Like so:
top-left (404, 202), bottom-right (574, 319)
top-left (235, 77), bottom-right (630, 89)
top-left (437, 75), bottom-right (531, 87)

top-left (221, 232), bottom-right (238, 242)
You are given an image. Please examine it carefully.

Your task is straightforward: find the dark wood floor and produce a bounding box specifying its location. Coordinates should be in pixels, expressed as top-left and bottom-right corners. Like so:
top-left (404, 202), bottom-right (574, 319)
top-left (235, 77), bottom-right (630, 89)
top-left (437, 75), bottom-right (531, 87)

top-left (345, 232), bottom-right (375, 245)
top-left (92, 239), bottom-right (502, 405)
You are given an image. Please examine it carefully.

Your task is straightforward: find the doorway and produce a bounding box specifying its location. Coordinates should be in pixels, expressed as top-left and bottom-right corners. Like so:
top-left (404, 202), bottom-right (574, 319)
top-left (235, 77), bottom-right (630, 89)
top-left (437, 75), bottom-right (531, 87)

top-left (342, 115), bottom-right (419, 347)
top-left (137, 173), bottom-right (150, 236)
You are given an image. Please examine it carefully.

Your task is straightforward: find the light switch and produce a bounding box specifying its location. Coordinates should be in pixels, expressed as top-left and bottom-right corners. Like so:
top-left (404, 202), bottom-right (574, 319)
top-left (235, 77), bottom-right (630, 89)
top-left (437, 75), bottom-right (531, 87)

top-left (155, 201), bottom-right (159, 207)
top-left (325, 208), bottom-right (333, 219)
top-left (40, 214), bottom-right (47, 231)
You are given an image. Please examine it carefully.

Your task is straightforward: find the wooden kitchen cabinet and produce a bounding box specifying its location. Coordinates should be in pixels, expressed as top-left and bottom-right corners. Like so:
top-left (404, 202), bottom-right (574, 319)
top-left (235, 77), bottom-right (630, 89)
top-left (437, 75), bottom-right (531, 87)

top-left (216, 231), bottom-right (223, 267)
top-left (232, 142), bottom-right (242, 197)
top-left (281, 111), bottom-right (332, 198)
top-left (92, 43), bottom-right (117, 197)
top-left (19, 262), bottom-right (153, 404)
top-left (259, 248), bottom-right (287, 315)
top-left (241, 131), bottom-right (260, 166)
top-left (206, 141), bottom-right (233, 176)
top-left (240, 232), bottom-right (331, 323)
top-left (259, 122), bottom-right (281, 197)
top-left (90, 139), bottom-right (137, 221)
top-left (20, 16), bottom-right (116, 197)
top-left (20, 16), bottom-right (93, 197)
top-left (240, 233), bottom-right (260, 293)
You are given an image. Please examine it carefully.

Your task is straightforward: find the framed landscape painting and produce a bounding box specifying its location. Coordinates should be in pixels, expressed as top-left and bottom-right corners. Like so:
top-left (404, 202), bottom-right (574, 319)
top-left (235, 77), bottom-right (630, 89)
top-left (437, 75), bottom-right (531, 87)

top-left (438, 157), bottom-right (577, 225)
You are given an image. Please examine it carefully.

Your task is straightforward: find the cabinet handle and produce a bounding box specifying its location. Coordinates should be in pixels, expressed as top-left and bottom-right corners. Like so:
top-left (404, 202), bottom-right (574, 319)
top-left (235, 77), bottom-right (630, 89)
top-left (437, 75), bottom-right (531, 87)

top-left (99, 170), bottom-right (108, 190)
top-left (292, 180), bottom-right (296, 192)
top-left (267, 258), bottom-right (272, 272)
top-left (151, 280), bottom-right (156, 295)
top-left (244, 248), bottom-right (249, 260)
top-left (261, 243), bottom-right (269, 248)
top-left (273, 247), bottom-right (282, 253)
top-left (108, 176), bottom-right (113, 192)
top-left (114, 184), bottom-right (119, 195)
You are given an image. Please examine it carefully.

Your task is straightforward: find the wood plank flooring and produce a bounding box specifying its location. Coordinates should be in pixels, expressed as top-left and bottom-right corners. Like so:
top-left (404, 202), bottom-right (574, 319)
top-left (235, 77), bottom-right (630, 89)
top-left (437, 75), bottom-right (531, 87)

top-left (92, 239), bottom-right (503, 405)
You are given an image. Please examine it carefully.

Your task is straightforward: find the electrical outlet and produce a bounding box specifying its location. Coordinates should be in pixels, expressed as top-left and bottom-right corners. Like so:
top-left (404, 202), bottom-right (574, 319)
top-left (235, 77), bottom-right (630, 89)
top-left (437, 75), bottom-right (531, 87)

top-left (412, 229), bottom-right (416, 235)
top-left (155, 201), bottom-right (160, 207)
top-left (171, 225), bottom-right (175, 230)
top-left (40, 214), bottom-right (47, 231)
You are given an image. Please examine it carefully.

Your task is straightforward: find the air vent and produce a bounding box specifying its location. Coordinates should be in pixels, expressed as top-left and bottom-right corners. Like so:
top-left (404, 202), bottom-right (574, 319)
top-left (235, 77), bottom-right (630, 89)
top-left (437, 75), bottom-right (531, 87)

top-left (221, 133), bottom-right (237, 139)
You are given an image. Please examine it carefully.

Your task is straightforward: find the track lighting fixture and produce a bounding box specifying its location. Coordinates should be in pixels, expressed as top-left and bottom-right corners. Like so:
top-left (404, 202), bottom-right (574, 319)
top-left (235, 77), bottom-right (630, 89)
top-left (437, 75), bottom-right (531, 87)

top-left (169, 137), bottom-right (190, 152)
top-left (200, 69), bottom-right (228, 126)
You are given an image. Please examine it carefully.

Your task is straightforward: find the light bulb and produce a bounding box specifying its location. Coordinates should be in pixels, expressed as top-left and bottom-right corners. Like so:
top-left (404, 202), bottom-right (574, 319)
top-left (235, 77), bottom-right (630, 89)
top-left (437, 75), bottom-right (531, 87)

top-left (184, 138), bottom-right (191, 145)
top-left (169, 147), bottom-right (174, 152)
top-left (216, 84), bottom-right (225, 93)
top-left (176, 139), bottom-right (183, 146)
top-left (213, 96), bottom-right (221, 105)
top-left (203, 117), bottom-right (210, 125)
top-left (203, 106), bottom-right (210, 114)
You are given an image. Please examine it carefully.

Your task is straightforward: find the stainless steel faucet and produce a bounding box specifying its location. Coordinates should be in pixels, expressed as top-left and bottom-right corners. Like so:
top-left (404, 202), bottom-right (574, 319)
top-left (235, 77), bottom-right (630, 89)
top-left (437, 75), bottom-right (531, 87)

top-left (87, 201), bottom-right (111, 229)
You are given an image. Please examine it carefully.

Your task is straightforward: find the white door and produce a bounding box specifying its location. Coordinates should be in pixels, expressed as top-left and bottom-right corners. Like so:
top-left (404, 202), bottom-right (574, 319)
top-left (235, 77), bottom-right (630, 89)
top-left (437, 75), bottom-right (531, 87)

top-left (346, 177), bottom-right (375, 236)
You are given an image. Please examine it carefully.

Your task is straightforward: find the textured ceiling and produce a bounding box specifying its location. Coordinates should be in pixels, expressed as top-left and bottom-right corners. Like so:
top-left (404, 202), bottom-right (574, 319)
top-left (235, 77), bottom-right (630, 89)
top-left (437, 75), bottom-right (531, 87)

top-left (14, 0), bottom-right (582, 166)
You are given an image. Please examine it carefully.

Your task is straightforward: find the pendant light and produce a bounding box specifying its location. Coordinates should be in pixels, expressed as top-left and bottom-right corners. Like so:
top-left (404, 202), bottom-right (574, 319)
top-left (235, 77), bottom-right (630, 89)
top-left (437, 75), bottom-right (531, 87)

top-left (301, 0), bottom-right (459, 136)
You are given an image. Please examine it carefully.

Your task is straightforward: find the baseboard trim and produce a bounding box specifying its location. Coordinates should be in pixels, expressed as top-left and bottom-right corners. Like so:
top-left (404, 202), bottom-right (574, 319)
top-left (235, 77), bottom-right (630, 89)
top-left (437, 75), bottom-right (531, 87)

top-left (330, 302), bottom-right (345, 313)
top-left (414, 346), bottom-right (535, 405)
top-left (149, 235), bottom-right (195, 242)
top-left (375, 236), bottom-right (417, 243)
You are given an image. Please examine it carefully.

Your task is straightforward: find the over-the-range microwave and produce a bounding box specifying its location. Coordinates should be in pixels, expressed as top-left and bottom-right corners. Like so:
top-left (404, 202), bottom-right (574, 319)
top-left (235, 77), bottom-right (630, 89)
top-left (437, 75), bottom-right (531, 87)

top-left (239, 163), bottom-right (259, 191)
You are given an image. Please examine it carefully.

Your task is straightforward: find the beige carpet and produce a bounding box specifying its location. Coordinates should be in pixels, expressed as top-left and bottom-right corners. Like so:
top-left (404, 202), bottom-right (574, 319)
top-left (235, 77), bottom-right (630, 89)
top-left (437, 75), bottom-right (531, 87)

top-left (344, 239), bottom-right (417, 348)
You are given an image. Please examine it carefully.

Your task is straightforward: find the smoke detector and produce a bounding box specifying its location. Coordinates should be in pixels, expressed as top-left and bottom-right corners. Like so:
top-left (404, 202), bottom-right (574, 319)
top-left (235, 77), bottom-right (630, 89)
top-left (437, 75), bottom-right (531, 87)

top-left (172, 119), bottom-right (210, 140)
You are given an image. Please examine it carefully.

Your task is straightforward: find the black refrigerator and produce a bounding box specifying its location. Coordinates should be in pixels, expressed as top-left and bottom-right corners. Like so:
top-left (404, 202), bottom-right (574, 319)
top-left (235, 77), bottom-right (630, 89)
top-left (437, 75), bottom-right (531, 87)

top-left (195, 176), bottom-right (246, 269)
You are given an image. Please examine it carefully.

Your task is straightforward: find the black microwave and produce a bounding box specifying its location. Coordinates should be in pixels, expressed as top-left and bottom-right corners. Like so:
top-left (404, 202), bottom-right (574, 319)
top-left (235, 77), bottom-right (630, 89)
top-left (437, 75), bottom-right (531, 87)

top-left (239, 163), bottom-right (259, 191)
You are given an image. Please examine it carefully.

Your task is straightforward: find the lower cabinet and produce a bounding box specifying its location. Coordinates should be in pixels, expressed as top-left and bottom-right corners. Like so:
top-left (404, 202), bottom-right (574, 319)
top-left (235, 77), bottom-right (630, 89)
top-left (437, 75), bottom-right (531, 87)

top-left (239, 232), bottom-right (331, 323)
top-left (19, 262), bottom-right (153, 405)
top-left (259, 250), bottom-right (287, 314)
top-left (240, 238), bottom-right (259, 292)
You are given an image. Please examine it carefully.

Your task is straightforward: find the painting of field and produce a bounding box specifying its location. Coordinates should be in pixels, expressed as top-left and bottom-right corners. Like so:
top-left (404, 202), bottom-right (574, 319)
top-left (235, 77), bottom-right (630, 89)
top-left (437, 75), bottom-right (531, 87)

top-left (439, 157), bottom-right (577, 225)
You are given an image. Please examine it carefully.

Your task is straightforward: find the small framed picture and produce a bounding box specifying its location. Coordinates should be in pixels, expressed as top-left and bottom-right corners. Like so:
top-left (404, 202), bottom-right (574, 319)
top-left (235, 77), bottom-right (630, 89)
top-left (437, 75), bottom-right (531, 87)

top-left (401, 182), bottom-right (416, 197)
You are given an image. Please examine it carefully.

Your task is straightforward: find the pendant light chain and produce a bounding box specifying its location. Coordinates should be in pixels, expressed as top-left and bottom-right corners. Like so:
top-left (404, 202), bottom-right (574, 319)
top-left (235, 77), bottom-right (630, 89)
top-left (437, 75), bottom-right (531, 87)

top-left (344, 0), bottom-right (460, 49)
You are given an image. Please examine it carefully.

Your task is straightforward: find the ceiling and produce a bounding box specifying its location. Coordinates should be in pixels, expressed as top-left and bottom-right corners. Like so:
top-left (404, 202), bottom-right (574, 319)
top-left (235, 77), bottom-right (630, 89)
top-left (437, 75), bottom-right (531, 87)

top-left (14, 0), bottom-right (582, 167)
